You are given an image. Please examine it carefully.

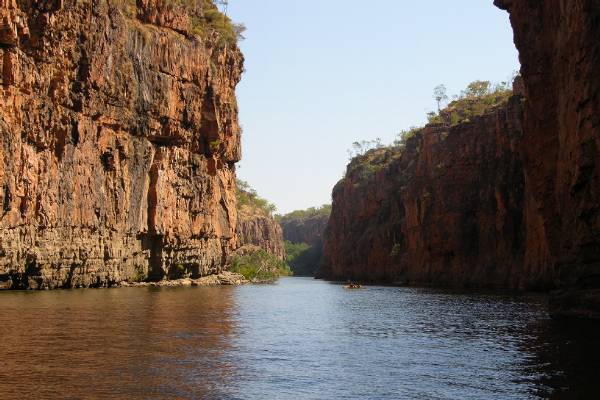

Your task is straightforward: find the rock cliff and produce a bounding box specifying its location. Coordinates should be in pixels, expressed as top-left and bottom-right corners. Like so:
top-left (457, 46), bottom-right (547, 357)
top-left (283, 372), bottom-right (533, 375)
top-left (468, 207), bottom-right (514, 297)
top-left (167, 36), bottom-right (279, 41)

top-left (280, 206), bottom-right (330, 276)
top-left (235, 181), bottom-right (285, 260)
top-left (321, 96), bottom-right (527, 287)
top-left (236, 209), bottom-right (285, 260)
top-left (0, 0), bottom-right (244, 289)
top-left (281, 213), bottom-right (329, 247)
top-left (495, 0), bottom-right (600, 315)
top-left (322, 1), bottom-right (600, 316)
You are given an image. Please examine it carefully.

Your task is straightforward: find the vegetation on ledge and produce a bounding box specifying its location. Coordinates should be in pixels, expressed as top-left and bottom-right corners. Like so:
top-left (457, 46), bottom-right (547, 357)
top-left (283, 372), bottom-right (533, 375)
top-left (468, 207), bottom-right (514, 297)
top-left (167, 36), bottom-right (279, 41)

top-left (427, 80), bottom-right (513, 126)
top-left (342, 79), bottom-right (517, 185)
top-left (236, 179), bottom-right (277, 215)
top-left (229, 247), bottom-right (292, 282)
top-left (117, 0), bottom-right (246, 48)
top-left (277, 204), bottom-right (331, 224)
top-left (192, 0), bottom-right (246, 47)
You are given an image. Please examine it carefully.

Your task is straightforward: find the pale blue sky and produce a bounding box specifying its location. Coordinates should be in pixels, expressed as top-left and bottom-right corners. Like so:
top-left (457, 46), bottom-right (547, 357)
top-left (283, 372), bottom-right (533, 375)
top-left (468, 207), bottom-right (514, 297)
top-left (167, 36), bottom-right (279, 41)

top-left (227, 1), bottom-right (519, 214)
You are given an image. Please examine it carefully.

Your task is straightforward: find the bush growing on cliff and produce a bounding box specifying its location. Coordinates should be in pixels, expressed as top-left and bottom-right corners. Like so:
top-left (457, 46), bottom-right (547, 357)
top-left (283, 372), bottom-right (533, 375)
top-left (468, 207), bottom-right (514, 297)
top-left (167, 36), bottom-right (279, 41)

top-left (237, 179), bottom-right (277, 215)
top-left (120, 0), bottom-right (245, 47)
top-left (430, 80), bottom-right (513, 126)
top-left (120, 0), bottom-right (137, 17)
top-left (390, 243), bottom-right (403, 262)
top-left (131, 266), bottom-right (148, 283)
top-left (393, 126), bottom-right (422, 147)
top-left (341, 77), bottom-right (516, 189)
top-left (229, 249), bottom-right (292, 281)
top-left (347, 138), bottom-right (385, 160)
top-left (192, 0), bottom-right (245, 47)
top-left (201, 4), bottom-right (246, 47)
top-left (345, 147), bottom-right (402, 184)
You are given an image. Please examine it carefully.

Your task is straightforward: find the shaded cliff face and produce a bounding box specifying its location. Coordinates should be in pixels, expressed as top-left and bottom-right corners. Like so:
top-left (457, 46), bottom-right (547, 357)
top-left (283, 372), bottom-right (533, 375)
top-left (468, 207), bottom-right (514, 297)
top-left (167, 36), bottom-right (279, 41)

top-left (321, 97), bottom-right (527, 287)
top-left (236, 208), bottom-right (285, 260)
top-left (0, 0), bottom-right (243, 288)
top-left (281, 215), bottom-right (328, 247)
top-left (495, 0), bottom-right (600, 314)
top-left (280, 208), bottom-right (330, 276)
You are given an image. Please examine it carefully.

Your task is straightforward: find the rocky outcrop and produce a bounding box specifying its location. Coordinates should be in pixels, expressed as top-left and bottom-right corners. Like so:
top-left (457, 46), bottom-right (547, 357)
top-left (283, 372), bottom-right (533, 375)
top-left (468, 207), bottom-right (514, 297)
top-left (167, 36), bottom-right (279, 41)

top-left (0, 0), bottom-right (244, 289)
top-left (236, 209), bottom-right (285, 260)
top-left (123, 271), bottom-right (248, 287)
top-left (495, 0), bottom-right (600, 316)
top-left (321, 96), bottom-right (528, 287)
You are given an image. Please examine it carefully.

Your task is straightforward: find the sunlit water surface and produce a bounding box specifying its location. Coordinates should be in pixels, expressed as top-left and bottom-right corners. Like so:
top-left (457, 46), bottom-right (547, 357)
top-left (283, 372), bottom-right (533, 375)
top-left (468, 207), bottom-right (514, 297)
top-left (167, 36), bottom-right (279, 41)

top-left (1, 277), bottom-right (599, 399)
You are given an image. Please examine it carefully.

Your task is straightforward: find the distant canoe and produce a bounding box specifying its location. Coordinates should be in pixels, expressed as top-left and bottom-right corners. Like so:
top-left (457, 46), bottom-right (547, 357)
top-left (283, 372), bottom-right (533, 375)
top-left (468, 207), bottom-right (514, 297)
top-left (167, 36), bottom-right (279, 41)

top-left (344, 283), bottom-right (362, 289)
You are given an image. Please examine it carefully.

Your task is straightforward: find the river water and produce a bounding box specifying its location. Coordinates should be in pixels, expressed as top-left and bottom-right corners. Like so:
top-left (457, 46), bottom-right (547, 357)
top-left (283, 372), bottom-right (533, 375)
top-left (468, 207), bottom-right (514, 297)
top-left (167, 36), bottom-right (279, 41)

top-left (0, 277), bottom-right (599, 399)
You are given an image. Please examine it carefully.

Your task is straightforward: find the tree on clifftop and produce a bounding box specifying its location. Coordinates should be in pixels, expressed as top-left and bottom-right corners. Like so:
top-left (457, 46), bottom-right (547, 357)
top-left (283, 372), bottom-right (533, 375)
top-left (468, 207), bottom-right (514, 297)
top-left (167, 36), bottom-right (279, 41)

top-left (462, 80), bottom-right (492, 98)
top-left (433, 84), bottom-right (448, 112)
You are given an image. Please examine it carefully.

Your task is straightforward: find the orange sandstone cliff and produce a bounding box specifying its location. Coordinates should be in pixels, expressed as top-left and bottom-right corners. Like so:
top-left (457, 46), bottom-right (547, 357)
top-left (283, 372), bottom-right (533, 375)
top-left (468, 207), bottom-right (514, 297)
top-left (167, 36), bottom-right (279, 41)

top-left (237, 209), bottom-right (285, 261)
top-left (0, 0), bottom-right (244, 288)
top-left (321, 96), bottom-right (527, 287)
top-left (322, 0), bottom-right (600, 316)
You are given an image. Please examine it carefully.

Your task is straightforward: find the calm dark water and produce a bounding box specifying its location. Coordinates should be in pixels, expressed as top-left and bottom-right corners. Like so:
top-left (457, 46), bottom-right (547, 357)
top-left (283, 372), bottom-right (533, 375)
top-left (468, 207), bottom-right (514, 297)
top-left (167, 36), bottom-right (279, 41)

top-left (1, 277), bottom-right (599, 399)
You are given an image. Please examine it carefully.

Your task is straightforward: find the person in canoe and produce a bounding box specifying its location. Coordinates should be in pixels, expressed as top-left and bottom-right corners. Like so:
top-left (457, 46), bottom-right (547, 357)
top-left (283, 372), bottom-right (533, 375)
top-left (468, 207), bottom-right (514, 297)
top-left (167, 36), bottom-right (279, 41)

top-left (344, 282), bottom-right (362, 289)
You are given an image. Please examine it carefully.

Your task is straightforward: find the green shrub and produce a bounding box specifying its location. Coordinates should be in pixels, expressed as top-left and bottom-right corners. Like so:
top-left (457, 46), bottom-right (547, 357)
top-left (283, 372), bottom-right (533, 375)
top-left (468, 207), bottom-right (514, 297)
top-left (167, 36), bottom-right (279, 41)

top-left (344, 147), bottom-right (402, 186)
top-left (131, 267), bottom-right (147, 282)
top-left (194, 0), bottom-right (246, 47)
top-left (436, 80), bottom-right (513, 126)
top-left (118, 0), bottom-right (245, 47)
top-left (285, 241), bottom-right (311, 261)
top-left (393, 126), bottom-right (422, 147)
top-left (284, 241), bottom-right (322, 277)
top-left (278, 205), bottom-right (331, 224)
top-left (390, 243), bottom-right (403, 261)
top-left (115, 0), bottom-right (137, 18)
top-left (236, 180), bottom-right (277, 215)
top-left (229, 249), bottom-right (292, 281)
top-left (209, 139), bottom-right (221, 153)
top-left (190, 16), bottom-right (206, 37)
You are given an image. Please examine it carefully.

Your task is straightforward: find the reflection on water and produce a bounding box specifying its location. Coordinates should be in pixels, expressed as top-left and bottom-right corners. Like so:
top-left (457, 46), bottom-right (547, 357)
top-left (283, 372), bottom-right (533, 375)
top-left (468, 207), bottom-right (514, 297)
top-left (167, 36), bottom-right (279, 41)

top-left (0, 287), bottom-right (238, 399)
top-left (0, 278), bottom-right (598, 399)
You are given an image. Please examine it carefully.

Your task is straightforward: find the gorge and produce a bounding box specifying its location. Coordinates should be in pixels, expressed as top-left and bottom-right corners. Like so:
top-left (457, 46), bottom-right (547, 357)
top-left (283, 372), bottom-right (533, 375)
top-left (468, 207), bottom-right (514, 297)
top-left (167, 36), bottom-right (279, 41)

top-left (2, 1), bottom-right (600, 398)
top-left (0, 0), bottom-right (599, 320)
